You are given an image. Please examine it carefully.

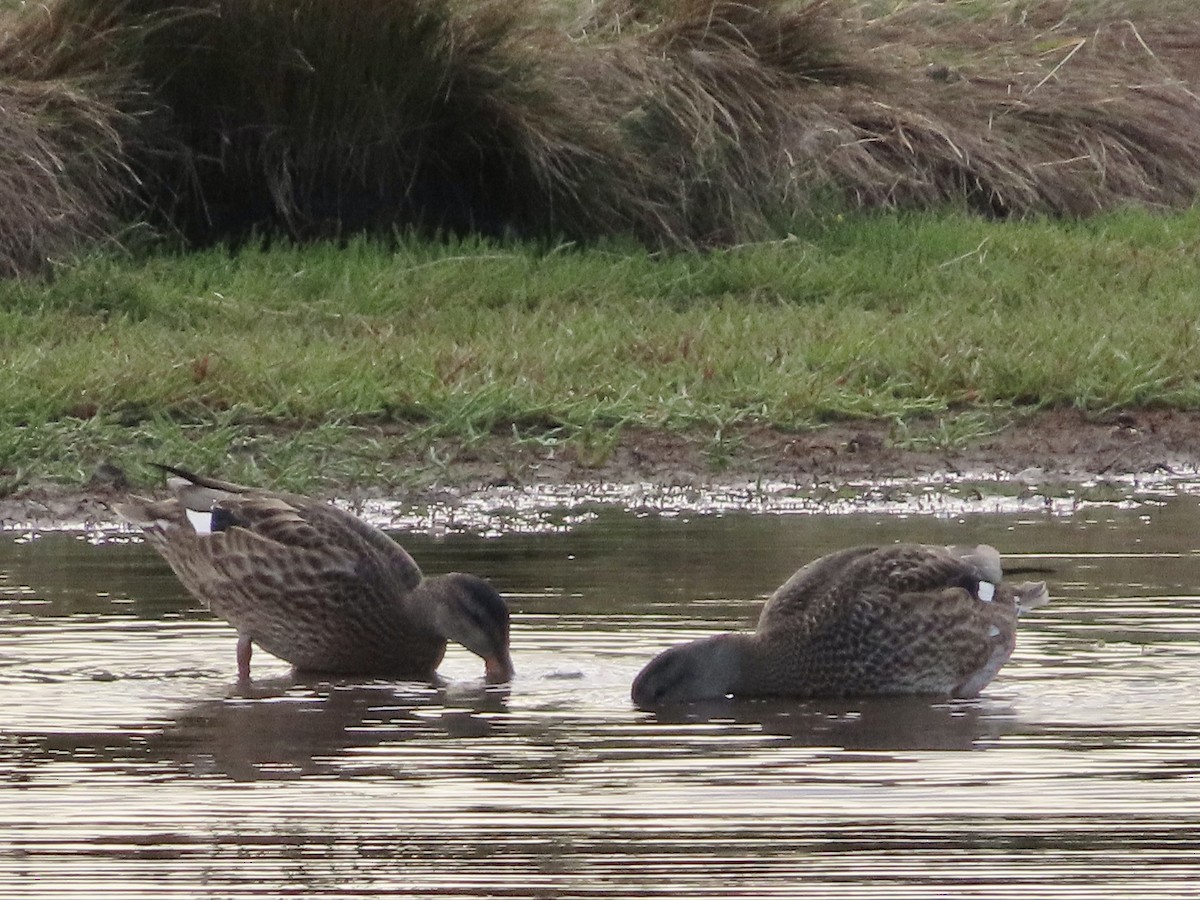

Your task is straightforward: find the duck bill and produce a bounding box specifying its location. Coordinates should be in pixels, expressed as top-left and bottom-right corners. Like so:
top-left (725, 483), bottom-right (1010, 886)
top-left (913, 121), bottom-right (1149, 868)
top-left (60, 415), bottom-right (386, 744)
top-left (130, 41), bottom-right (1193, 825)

top-left (484, 651), bottom-right (514, 683)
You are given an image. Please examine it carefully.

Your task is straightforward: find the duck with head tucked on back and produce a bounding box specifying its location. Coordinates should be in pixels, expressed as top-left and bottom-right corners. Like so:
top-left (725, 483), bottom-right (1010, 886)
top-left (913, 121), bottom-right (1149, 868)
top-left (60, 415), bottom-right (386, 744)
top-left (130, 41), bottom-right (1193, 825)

top-left (631, 543), bottom-right (1048, 708)
top-left (115, 465), bottom-right (514, 685)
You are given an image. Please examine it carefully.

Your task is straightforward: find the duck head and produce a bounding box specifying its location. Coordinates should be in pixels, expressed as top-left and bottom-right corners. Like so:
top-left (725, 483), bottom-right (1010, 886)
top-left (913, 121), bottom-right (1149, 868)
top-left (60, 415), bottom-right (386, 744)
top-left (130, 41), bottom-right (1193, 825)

top-left (631, 633), bottom-right (752, 708)
top-left (427, 573), bottom-right (514, 683)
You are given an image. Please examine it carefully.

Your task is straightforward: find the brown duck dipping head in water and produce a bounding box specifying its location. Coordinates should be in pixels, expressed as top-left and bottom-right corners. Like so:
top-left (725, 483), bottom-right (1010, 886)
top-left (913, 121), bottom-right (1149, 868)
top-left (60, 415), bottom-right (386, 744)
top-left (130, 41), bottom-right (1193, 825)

top-left (116, 465), bottom-right (513, 685)
top-left (631, 543), bottom-right (1048, 708)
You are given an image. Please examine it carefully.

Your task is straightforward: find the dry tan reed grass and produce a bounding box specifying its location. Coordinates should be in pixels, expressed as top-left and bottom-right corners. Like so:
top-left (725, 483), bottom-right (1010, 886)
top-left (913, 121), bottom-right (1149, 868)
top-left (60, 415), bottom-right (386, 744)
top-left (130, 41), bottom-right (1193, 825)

top-left (0, 0), bottom-right (1198, 270)
top-left (581, 0), bottom-right (876, 243)
top-left (815, 0), bottom-right (1200, 214)
top-left (0, 1), bottom-right (148, 276)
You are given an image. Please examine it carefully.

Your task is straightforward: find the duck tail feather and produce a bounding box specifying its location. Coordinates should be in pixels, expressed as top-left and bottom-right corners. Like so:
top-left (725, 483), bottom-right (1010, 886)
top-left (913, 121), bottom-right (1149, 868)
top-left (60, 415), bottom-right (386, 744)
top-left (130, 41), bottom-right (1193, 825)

top-left (1014, 581), bottom-right (1050, 613)
top-left (152, 463), bottom-right (248, 492)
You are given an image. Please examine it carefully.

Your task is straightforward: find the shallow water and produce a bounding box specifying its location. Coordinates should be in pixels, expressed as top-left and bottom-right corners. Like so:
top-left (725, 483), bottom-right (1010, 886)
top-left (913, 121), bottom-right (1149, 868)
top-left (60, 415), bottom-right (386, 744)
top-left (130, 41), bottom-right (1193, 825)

top-left (3, 483), bottom-right (1200, 898)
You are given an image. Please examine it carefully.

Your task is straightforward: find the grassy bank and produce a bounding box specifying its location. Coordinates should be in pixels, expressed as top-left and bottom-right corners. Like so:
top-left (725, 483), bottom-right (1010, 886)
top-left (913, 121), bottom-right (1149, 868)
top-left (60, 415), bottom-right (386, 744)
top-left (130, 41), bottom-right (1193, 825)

top-left (4, 206), bottom-right (1200, 494)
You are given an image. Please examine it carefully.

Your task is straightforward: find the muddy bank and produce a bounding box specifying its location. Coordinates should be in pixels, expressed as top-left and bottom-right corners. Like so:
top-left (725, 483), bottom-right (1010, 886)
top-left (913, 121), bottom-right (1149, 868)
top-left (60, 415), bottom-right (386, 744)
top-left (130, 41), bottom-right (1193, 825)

top-left (4, 408), bottom-right (1198, 530)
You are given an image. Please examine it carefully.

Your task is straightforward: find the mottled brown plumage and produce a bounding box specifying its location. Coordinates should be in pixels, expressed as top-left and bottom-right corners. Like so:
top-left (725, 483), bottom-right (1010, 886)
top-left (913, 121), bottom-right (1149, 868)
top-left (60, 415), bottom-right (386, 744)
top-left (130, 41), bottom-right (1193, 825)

top-left (116, 465), bottom-right (513, 684)
top-left (631, 543), bottom-right (1048, 707)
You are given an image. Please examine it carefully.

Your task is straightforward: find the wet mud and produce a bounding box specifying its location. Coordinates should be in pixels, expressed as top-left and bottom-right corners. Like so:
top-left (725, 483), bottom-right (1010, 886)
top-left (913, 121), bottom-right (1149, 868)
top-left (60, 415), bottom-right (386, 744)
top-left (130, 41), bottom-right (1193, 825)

top-left (2, 407), bottom-right (1197, 530)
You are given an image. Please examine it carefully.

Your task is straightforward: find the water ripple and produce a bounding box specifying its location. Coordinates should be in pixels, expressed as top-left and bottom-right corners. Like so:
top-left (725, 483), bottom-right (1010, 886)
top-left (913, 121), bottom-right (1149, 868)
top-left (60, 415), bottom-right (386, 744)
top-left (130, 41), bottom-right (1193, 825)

top-left (3, 494), bottom-right (1200, 897)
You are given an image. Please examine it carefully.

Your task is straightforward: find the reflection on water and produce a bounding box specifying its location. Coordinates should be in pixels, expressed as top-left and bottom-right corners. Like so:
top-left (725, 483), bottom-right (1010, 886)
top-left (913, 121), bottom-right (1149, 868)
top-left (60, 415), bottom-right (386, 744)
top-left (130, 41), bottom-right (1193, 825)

top-left (3, 489), bottom-right (1200, 898)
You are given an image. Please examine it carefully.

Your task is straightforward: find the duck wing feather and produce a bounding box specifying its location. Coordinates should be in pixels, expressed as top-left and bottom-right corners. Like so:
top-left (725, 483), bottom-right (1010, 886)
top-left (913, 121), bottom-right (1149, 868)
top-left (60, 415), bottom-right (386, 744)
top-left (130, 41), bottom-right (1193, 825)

top-left (757, 543), bottom-right (1005, 637)
top-left (158, 465), bottom-right (422, 592)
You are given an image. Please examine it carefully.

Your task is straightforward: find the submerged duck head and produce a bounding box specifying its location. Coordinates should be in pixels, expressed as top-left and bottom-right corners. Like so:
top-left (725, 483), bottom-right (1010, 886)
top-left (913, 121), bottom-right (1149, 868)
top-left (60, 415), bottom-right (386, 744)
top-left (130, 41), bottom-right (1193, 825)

top-left (631, 633), bottom-right (750, 707)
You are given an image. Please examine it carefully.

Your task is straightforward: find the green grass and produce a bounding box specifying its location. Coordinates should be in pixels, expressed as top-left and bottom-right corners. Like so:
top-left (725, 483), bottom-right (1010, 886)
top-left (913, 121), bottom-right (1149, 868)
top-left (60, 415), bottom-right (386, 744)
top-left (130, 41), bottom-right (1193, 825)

top-left (4, 206), bottom-right (1200, 494)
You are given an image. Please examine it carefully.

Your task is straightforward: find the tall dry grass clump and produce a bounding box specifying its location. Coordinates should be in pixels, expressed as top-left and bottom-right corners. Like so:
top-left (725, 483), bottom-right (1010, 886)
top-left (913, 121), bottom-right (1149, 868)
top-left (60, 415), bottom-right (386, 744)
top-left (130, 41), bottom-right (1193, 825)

top-left (583, 0), bottom-right (874, 243)
top-left (123, 0), bottom-right (1200, 242)
top-left (106, 0), bottom-right (871, 246)
top-left (812, 1), bottom-right (1200, 215)
top-left (107, 0), bottom-right (584, 241)
top-left (0, 1), bottom-right (151, 276)
top-left (1, 0), bottom-right (1199, 268)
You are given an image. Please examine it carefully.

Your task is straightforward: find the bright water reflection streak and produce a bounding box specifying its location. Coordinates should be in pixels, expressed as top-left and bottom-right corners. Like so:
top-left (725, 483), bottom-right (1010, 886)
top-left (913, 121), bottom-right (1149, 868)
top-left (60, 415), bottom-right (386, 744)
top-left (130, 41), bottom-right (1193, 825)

top-left (3, 494), bottom-right (1200, 898)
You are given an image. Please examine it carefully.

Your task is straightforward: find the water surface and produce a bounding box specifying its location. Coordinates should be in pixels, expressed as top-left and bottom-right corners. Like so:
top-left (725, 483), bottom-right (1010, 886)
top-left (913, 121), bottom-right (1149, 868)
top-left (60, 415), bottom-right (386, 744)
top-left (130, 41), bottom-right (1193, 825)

top-left (2, 484), bottom-right (1200, 898)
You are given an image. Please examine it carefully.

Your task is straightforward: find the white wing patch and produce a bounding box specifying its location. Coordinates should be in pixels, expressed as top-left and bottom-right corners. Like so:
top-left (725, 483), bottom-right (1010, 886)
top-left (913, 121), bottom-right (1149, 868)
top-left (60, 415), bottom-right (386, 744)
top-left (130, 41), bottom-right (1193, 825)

top-left (185, 507), bottom-right (214, 535)
top-left (977, 581), bottom-right (996, 603)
